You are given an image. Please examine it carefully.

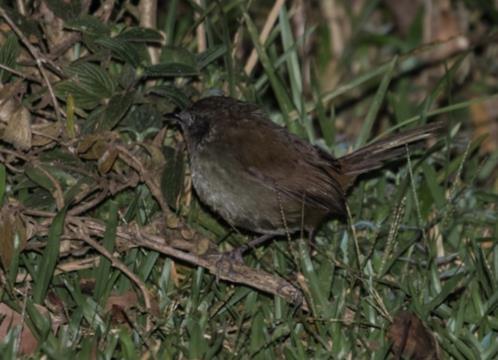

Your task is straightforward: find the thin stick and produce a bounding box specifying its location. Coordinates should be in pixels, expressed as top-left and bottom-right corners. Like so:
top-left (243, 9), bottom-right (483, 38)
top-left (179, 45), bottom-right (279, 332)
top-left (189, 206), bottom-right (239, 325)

top-left (71, 227), bottom-right (154, 331)
top-left (0, 6), bottom-right (63, 123)
top-left (194, 0), bottom-right (206, 53)
top-left (0, 63), bottom-right (41, 83)
top-left (244, 0), bottom-right (286, 75)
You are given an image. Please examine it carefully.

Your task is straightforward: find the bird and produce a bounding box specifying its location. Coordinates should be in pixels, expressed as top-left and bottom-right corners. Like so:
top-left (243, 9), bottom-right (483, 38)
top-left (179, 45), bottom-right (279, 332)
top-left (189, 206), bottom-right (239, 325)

top-left (172, 96), bottom-right (444, 251)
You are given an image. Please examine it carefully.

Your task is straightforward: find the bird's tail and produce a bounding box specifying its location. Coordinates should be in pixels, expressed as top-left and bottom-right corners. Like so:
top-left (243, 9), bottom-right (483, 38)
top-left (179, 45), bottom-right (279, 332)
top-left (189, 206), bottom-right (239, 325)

top-left (339, 121), bottom-right (445, 186)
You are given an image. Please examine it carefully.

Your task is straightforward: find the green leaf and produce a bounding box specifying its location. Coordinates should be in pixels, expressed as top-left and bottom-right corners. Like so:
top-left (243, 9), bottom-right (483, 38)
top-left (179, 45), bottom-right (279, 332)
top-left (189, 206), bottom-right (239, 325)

top-left (143, 63), bottom-right (199, 77)
top-left (55, 80), bottom-right (102, 109)
top-left (44, 0), bottom-right (82, 20)
top-left (65, 62), bottom-right (116, 97)
top-left (0, 34), bottom-right (20, 82)
top-left (25, 165), bottom-right (55, 193)
top-left (94, 202), bottom-right (117, 303)
top-left (33, 208), bottom-right (66, 303)
top-left (96, 91), bottom-right (135, 130)
top-left (311, 66), bottom-right (335, 147)
top-left (164, 0), bottom-right (179, 45)
top-left (279, 5), bottom-right (303, 109)
top-left (120, 103), bottom-right (164, 132)
top-left (161, 46), bottom-right (196, 65)
top-left (95, 37), bottom-right (143, 67)
top-left (421, 162), bottom-right (446, 209)
top-left (146, 85), bottom-right (191, 108)
top-left (161, 146), bottom-right (185, 209)
top-left (117, 27), bottom-right (163, 43)
top-left (65, 15), bottom-right (109, 35)
top-left (243, 11), bottom-right (295, 131)
top-left (55, 63), bottom-right (116, 109)
top-left (355, 56), bottom-right (398, 147)
top-left (196, 45), bottom-right (226, 69)
top-left (424, 272), bottom-right (468, 315)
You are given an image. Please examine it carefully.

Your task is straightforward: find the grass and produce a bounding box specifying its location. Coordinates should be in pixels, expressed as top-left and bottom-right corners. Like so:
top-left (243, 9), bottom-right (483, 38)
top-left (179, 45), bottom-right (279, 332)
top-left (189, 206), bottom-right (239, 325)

top-left (0, 0), bottom-right (497, 358)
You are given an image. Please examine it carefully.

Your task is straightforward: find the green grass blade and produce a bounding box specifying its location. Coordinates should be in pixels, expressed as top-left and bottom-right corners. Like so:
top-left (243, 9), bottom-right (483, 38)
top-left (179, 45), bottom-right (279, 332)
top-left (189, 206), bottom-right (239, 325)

top-left (355, 55), bottom-right (398, 147)
top-left (33, 208), bottom-right (67, 303)
top-left (94, 201), bottom-right (118, 303)
top-left (242, 11), bottom-right (295, 130)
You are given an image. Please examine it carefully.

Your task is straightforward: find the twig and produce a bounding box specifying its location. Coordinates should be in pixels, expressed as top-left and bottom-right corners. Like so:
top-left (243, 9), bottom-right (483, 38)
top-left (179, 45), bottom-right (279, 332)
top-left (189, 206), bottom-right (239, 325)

top-left (0, 6), bottom-right (63, 123)
top-left (22, 208), bottom-right (308, 310)
top-left (193, 0), bottom-right (206, 53)
top-left (69, 226), bottom-right (154, 331)
top-left (94, 0), bottom-right (116, 22)
top-left (138, 0), bottom-right (159, 64)
top-left (244, 0), bottom-right (286, 75)
top-left (47, 33), bottom-right (82, 60)
top-left (34, 163), bottom-right (65, 210)
top-left (115, 145), bottom-right (170, 215)
top-left (0, 63), bottom-right (42, 83)
top-left (134, 229), bottom-right (308, 310)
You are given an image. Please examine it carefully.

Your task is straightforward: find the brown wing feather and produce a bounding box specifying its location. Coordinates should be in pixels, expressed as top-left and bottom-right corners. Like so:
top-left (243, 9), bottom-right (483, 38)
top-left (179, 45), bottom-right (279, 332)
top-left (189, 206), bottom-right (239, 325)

top-left (217, 116), bottom-right (346, 216)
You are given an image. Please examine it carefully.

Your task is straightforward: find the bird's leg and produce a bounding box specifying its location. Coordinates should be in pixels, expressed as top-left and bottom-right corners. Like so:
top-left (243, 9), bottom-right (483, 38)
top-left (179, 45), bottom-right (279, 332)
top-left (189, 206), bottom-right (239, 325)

top-left (224, 234), bottom-right (274, 263)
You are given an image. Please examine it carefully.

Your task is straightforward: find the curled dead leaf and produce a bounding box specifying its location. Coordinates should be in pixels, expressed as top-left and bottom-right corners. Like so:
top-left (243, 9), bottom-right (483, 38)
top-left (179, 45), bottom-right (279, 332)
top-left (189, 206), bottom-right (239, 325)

top-left (139, 142), bottom-right (166, 171)
top-left (194, 237), bottom-right (210, 255)
top-left (166, 214), bottom-right (180, 229)
top-left (31, 121), bottom-right (62, 147)
top-left (180, 228), bottom-right (194, 240)
top-left (0, 205), bottom-right (27, 269)
top-left (78, 132), bottom-right (118, 160)
top-left (388, 311), bottom-right (440, 360)
top-left (0, 98), bottom-right (32, 150)
top-left (97, 147), bottom-right (118, 174)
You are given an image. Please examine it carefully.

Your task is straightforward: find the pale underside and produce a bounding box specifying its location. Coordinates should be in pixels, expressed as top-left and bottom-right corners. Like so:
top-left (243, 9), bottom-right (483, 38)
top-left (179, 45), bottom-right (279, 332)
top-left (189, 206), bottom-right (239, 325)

top-left (188, 115), bottom-right (346, 235)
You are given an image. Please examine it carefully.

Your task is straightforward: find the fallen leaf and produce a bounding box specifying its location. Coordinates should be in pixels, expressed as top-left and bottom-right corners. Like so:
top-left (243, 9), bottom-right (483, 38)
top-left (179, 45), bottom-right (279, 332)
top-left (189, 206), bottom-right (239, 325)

top-left (0, 205), bottom-right (27, 269)
top-left (388, 311), bottom-right (440, 360)
top-left (0, 303), bottom-right (55, 355)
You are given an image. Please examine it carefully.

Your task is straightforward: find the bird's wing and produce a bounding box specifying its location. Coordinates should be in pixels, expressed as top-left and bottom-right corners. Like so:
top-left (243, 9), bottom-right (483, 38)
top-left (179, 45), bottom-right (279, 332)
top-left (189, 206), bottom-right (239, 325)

top-left (217, 119), bottom-right (347, 215)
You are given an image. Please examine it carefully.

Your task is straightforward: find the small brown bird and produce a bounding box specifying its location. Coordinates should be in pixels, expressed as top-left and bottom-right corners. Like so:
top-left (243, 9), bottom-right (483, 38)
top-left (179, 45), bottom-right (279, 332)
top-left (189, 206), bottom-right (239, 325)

top-left (174, 96), bottom-right (443, 246)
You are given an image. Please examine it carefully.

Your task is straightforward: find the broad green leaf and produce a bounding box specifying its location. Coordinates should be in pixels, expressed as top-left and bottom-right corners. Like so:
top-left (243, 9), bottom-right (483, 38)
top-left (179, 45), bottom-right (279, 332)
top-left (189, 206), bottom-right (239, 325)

top-left (65, 62), bottom-right (116, 98)
top-left (25, 165), bottom-right (55, 193)
top-left (96, 91), bottom-right (135, 130)
top-left (196, 45), bottom-right (226, 69)
top-left (65, 15), bottom-right (109, 35)
top-left (161, 145), bottom-right (185, 210)
top-left (120, 103), bottom-right (164, 132)
top-left (146, 85), bottom-right (191, 108)
top-left (55, 80), bottom-right (102, 109)
top-left (143, 63), bottom-right (198, 77)
top-left (117, 27), bottom-right (163, 43)
top-left (44, 0), bottom-right (82, 20)
top-left (95, 37), bottom-right (144, 67)
top-left (0, 34), bottom-right (20, 82)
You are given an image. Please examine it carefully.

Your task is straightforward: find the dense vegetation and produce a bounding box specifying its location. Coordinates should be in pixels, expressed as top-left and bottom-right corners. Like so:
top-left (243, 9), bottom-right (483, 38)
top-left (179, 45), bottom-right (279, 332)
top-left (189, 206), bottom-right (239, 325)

top-left (0, 0), bottom-right (497, 358)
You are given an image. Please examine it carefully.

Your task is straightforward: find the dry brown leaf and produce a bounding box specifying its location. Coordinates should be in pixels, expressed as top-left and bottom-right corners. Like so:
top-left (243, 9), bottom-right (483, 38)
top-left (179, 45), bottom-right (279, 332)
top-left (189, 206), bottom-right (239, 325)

top-left (0, 206), bottom-right (27, 269)
top-left (31, 121), bottom-right (62, 147)
top-left (385, 0), bottom-right (423, 36)
top-left (97, 148), bottom-right (119, 174)
top-left (423, 0), bottom-right (469, 63)
top-left (470, 99), bottom-right (498, 155)
top-left (388, 311), bottom-right (440, 360)
top-left (104, 291), bottom-right (139, 313)
top-left (0, 98), bottom-right (32, 150)
top-left (78, 132), bottom-right (118, 160)
top-left (0, 303), bottom-right (53, 355)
